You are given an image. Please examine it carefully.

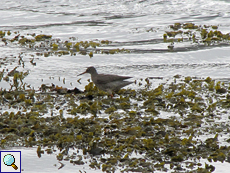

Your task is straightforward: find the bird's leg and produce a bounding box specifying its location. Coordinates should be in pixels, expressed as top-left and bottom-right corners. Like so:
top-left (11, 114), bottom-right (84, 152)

top-left (107, 93), bottom-right (113, 98)
top-left (107, 91), bottom-right (114, 98)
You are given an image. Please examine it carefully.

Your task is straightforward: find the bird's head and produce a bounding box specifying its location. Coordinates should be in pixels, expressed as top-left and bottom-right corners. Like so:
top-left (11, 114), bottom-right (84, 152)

top-left (78, 66), bottom-right (97, 76)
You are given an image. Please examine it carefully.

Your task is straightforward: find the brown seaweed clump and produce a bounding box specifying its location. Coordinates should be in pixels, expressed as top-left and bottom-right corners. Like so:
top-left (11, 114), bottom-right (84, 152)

top-left (1, 73), bottom-right (230, 172)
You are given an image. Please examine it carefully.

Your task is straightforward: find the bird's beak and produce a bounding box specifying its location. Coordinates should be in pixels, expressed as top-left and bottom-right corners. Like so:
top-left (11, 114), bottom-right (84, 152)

top-left (77, 71), bottom-right (86, 76)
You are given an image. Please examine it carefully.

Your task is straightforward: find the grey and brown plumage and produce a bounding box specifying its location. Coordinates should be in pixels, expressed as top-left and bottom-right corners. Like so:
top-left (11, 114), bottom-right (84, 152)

top-left (78, 66), bottom-right (133, 96)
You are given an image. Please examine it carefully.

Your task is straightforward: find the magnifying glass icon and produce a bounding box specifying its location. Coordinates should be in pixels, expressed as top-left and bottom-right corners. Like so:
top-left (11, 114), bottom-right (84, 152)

top-left (3, 154), bottom-right (18, 170)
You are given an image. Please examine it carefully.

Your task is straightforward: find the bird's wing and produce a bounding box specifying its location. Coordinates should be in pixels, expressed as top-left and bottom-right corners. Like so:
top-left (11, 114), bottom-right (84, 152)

top-left (95, 74), bottom-right (132, 84)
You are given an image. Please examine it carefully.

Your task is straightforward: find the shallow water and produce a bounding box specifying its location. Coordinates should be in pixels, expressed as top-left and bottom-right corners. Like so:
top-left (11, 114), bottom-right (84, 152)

top-left (1, 0), bottom-right (230, 172)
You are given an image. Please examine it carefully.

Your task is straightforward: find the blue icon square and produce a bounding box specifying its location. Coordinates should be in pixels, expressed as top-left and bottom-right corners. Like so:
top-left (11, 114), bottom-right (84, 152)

top-left (0, 151), bottom-right (21, 173)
